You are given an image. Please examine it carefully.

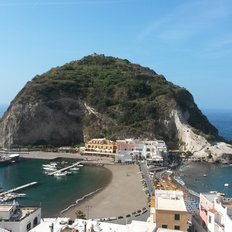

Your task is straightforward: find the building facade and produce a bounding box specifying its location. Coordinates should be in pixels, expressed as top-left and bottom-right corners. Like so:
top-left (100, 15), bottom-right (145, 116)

top-left (84, 138), bottom-right (117, 156)
top-left (0, 201), bottom-right (41, 232)
top-left (199, 192), bottom-right (232, 232)
top-left (152, 190), bottom-right (189, 232)
top-left (115, 139), bottom-right (136, 163)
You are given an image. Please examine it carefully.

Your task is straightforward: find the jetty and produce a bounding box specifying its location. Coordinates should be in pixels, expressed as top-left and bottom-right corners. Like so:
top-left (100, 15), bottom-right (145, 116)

top-left (48, 162), bottom-right (81, 176)
top-left (0, 181), bottom-right (38, 196)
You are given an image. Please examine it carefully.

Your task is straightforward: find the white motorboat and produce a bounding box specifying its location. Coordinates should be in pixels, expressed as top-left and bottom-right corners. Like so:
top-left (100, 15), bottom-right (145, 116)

top-left (70, 167), bottom-right (80, 171)
top-left (42, 162), bottom-right (57, 168)
top-left (9, 153), bottom-right (20, 161)
top-left (54, 171), bottom-right (67, 177)
top-left (43, 166), bottom-right (57, 172)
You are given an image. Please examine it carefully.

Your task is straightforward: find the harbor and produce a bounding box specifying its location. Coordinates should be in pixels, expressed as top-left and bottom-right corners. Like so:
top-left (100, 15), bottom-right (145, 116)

top-left (0, 158), bottom-right (111, 217)
top-left (0, 181), bottom-right (38, 202)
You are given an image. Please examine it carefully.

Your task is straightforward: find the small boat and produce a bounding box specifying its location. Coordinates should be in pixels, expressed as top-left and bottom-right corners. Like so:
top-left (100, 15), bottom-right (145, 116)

top-left (203, 174), bottom-right (207, 177)
top-left (54, 171), bottom-right (67, 177)
top-left (224, 183), bottom-right (229, 187)
top-left (9, 153), bottom-right (20, 161)
top-left (173, 176), bottom-right (185, 186)
top-left (218, 192), bottom-right (225, 196)
top-left (43, 166), bottom-right (57, 171)
top-left (42, 162), bottom-right (57, 168)
top-left (70, 167), bottom-right (80, 171)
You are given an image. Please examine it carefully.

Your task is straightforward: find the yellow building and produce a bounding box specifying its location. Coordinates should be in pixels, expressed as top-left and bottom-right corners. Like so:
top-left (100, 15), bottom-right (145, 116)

top-left (84, 138), bottom-right (117, 156)
top-left (152, 190), bottom-right (189, 232)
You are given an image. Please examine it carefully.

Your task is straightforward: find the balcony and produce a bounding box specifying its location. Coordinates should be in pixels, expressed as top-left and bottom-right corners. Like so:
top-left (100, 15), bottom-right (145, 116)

top-left (214, 220), bottom-right (224, 232)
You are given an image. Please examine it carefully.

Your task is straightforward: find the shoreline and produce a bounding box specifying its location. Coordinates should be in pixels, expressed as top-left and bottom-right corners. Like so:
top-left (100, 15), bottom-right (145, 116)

top-left (61, 164), bottom-right (148, 220)
top-left (19, 151), bottom-right (148, 220)
top-left (59, 165), bottom-right (113, 216)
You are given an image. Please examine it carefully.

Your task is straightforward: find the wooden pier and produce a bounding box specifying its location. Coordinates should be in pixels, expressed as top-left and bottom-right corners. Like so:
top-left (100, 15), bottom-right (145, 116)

top-left (0, 181), bottom-right (38, 196)
top-left (48, 162), bottom-right (81, 176)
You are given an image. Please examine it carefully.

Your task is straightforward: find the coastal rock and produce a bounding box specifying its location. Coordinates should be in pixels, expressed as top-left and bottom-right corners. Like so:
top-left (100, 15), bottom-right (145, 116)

top-left (0, 54), bottom-right (231, 161)
top-left (172, 110), bottom-right (232, 162)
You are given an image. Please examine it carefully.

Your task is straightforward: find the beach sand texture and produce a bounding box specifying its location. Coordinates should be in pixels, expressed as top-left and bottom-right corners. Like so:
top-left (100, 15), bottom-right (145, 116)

top-left (62, 164), bottom-right (148, 220)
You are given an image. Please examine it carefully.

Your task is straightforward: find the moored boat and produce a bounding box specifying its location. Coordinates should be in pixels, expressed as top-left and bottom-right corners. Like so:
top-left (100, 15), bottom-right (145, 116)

top-left (54, 171), bottom-right (67, 177)
top-left (70, 167), bottom-right (80, 171)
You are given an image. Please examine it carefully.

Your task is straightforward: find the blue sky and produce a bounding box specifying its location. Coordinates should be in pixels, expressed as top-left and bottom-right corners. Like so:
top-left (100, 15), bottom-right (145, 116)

top-left (0, 0), bottom-right (232, 110)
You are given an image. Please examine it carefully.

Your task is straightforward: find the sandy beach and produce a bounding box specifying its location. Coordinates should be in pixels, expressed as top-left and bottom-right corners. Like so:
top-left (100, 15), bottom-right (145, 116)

top-left (62, 164), bottom-right (148, 220)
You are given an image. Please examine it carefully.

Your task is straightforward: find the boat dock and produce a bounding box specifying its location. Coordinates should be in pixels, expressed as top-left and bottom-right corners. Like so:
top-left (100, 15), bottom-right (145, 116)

top-left (48, 162), bottom-right (81, 176)
top-left (0, 181), bottom-right (38, 196)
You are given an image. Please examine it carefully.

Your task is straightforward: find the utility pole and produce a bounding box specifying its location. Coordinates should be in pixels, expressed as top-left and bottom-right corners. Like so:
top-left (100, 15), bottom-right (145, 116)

top-left (86, 205), bottom-right (92, 219)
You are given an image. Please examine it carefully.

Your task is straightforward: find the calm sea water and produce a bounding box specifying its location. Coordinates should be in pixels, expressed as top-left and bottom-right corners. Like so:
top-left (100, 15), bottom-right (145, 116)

top-left (180, 163), bottom-right (232, 197)
top-left (0, 159), bottom-right (111, 217)
top-left (202, 109), bottom-right (232, 141)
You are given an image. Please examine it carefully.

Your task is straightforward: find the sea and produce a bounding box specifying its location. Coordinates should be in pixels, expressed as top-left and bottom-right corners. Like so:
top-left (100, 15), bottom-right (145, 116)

top-left (0, 105), bottom-right (232, 214)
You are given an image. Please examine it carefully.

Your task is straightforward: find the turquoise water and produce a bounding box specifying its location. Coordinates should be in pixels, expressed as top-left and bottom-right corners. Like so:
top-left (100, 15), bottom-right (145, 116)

top-left (0, 159), bottom-right (111, 217)
top-left (180, 162), bottom-right (232, 197)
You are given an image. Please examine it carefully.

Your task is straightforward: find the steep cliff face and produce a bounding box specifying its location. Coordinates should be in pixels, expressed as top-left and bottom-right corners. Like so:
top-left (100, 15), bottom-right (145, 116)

top-left (0, 55), bottom-right (225, 158)
top-left (0, 96), bottom-right (85, 146)
top-left (172, 110), bottom-right (232, 162)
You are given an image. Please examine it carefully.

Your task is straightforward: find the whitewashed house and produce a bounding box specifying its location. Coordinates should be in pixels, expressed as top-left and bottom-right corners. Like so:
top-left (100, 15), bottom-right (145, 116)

top-left (142, 140), bottom-right (166, 165)
top-left (0, 201), bottom-right (41, 232)
top-left (115, 139), bottom-right (136, 163)
top-left (199, 192), bottom-right (232, 232)
top-left (29, 218), bottom-right (156, 232)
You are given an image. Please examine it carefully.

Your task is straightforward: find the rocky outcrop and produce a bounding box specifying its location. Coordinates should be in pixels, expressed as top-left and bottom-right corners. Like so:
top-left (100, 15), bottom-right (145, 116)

top-left (172, 110), bottom-right (232, 162)
top-left (0, 54), bottom-right (230, 162)
top-left (0, 97), bottom-right (85, 147)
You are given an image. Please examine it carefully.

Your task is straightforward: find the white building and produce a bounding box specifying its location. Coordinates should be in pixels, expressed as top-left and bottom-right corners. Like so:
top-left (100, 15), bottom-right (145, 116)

top-left (29, 218), bottom-right (156, 232)
top-left (199, 192), bottom-right (232, 232)
top-left (29, 218), bottom-right (70, 232)
top-left (141, 140), bottom-right (166, 165)
top-left (0, 201), bottom-right (41, 232)
top-left (116, 139), bottom-right (136, 163)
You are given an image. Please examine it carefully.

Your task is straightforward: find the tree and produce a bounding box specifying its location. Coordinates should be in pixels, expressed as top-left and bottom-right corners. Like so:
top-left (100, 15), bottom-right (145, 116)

top-left (75, 210), bottom-right (86, 219)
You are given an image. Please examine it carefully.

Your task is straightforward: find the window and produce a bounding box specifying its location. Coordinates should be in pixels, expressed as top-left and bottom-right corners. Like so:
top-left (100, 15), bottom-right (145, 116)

top-left (162, 225), bottom-right (168, 228)
top-left (174, 225), bottom-right (180, 230)
top-left (26, 222), bottom-right (31, 231)
top-left (33, 217), bottom-right (38, 227)
top-left (174, 213), bottom-right (180, 220)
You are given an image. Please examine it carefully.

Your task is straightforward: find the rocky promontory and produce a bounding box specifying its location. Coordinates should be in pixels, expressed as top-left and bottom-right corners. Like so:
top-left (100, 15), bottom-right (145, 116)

top-left (0, 54), bottom-right (231, 162)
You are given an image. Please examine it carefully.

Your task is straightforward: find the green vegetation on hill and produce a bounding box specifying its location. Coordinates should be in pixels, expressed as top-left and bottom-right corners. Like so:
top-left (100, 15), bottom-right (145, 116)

top-left (7, 54), bottom-right (219, 147)
top-left (27, 55), bottom-right (177, 125)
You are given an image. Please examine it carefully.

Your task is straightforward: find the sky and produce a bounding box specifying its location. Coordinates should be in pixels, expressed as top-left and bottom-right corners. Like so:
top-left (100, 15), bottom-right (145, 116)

top-left (0, 0), bottom-right (232, 110)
